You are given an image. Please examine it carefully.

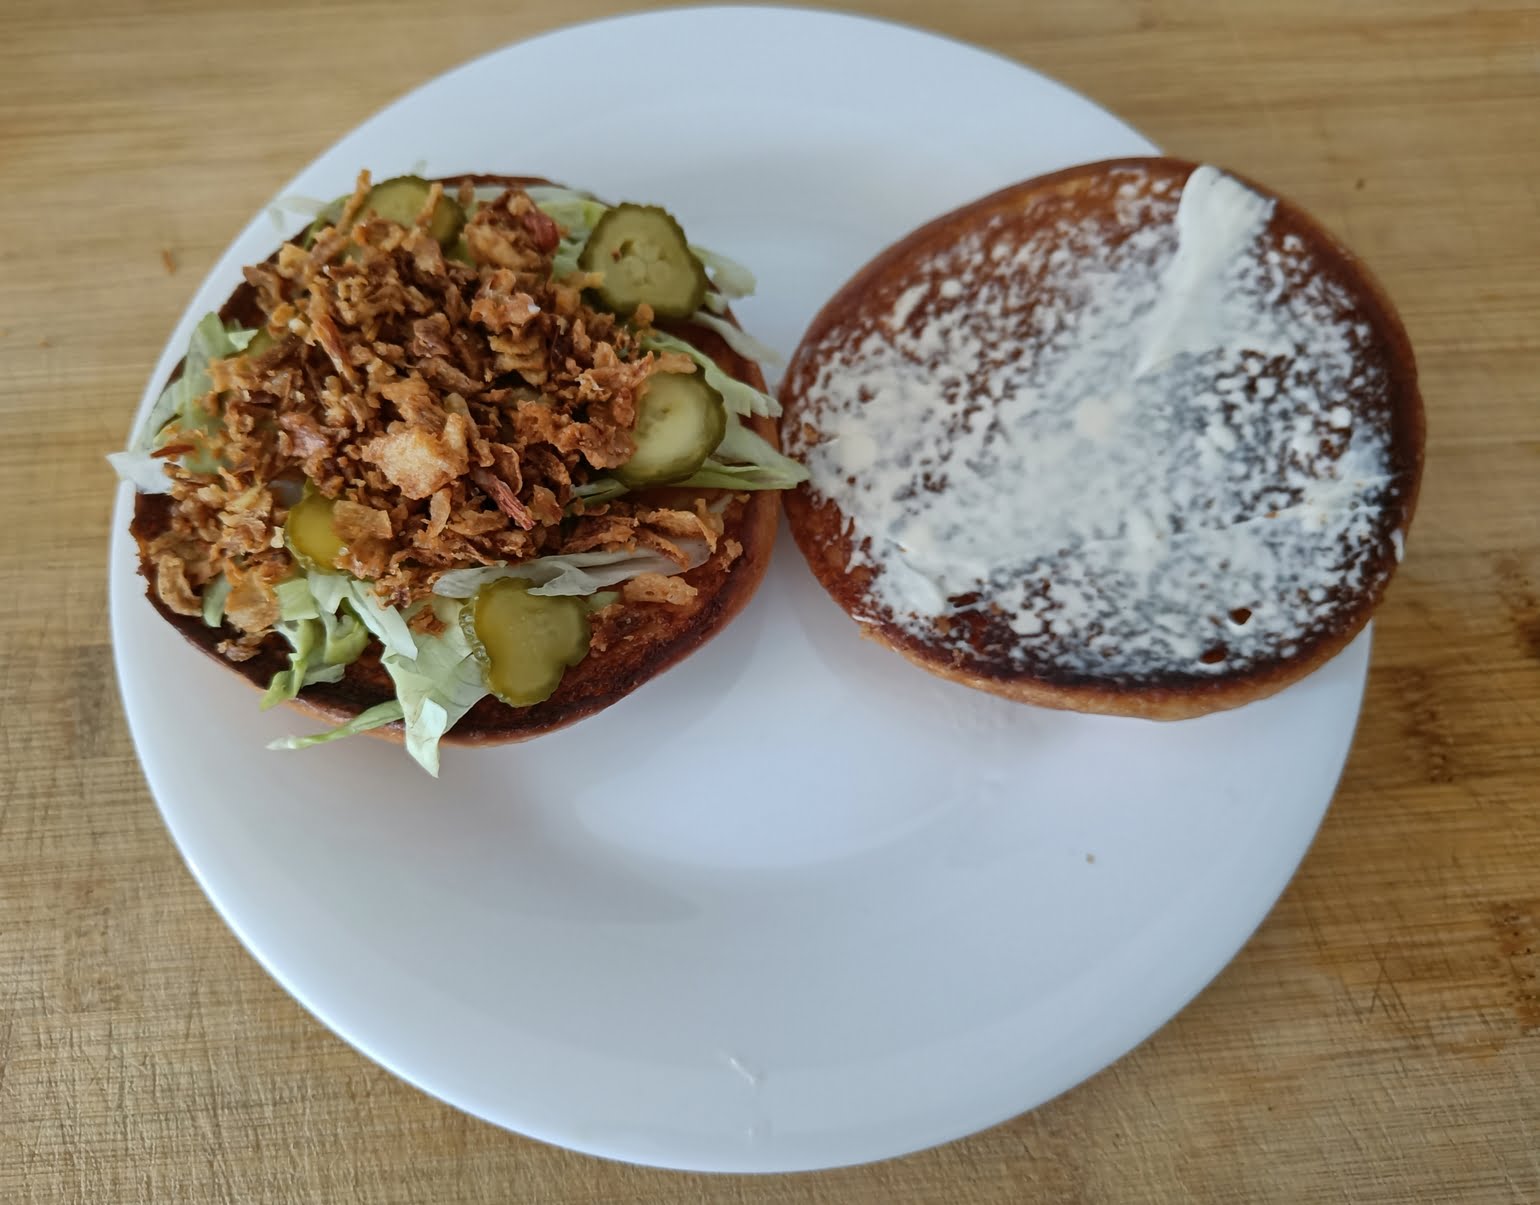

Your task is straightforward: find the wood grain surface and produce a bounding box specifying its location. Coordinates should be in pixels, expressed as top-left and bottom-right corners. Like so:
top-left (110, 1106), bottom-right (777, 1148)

top-left (1, 0), bottom-right (1537, 1200)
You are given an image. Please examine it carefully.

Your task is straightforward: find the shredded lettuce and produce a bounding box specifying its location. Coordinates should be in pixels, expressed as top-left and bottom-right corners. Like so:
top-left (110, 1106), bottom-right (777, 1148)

top-left (689, 244), bottom-right (756, 299)
top-left (307, 571), bottom-right (352, 615)
top-left (679, 413), bottom-right (807, 489)
top-left (260, 571), bottom-right (372, 710)
top-left (551, 238), bottom-right (588, 282)
top-left (716, 412), bottom-right (806, 479)
top-left (267, 700), bottom-right (405, 751)
top-left (526, 187), bottom-right (608, 279)
top-left (107, 450), bottom-right (172, 494)
top-left (275, 576), bottom-right (319, 622)
top-left (111, 312), bottom-right (258, 489)
top-left (269, 571), bottom-right (487, 775)
top-left (260, 619), bottom-right (321, 711)
top-left (201, 574), bottom-right (231, 628)
top-left (378, 597), bottom-right (489, 776)
top-left (524, 184), bottom-right (600, 206)
top-left (167, 318), bottom-right (255, 472)
top-left (570, 477), bottom-right (630, 508)
top-left (676, 460), bottom-right (806, 491)
top-left (267, 194), bottom-right (332, 233)
top-left (341, 578), bottom-right (417, 660)
top-left (687, 311), bottom-right (784, 368)
top-left (319, 608), bottom-right (369, 665)
top-left (640, 331), bottom-right (780, 418)
top-left (282, 570), bottom-right (370, 659)
top-left (433, 543), bottom-right (709, 600)
top-left (273, 194), bottom-right (332, 217)
top-left (527, 187), bottom-right (608, 233)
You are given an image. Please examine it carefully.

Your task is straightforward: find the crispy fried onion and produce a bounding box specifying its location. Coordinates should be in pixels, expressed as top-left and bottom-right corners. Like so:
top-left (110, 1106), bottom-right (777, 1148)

top-left (147, 174), bottom-right (719, 642)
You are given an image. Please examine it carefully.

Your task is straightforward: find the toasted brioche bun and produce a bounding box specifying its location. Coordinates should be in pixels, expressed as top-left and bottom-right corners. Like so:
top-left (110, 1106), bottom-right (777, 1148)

top-left (780, 157), bottom-right (1423, 719)
top-left (130, 174), bottom-right (781, 744)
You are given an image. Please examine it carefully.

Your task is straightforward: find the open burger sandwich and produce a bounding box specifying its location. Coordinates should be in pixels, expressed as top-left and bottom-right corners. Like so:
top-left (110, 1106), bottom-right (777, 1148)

top-left (112, 173), bottom-right (805, 773)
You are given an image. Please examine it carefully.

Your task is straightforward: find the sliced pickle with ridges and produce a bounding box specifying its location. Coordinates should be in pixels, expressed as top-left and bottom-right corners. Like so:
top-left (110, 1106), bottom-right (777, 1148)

top-left (463, 580), bottom-right (590, 708)
top-left (615, 371), bottom-right (727, 487)
top-left (284, 490), bottom-right (346, 571)
top-left (578, 204), bottom-right (709, 318)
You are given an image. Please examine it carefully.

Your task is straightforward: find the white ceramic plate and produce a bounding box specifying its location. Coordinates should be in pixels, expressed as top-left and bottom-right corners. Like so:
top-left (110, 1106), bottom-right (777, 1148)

top-left (110, 6), bottom-right (1368, 1173)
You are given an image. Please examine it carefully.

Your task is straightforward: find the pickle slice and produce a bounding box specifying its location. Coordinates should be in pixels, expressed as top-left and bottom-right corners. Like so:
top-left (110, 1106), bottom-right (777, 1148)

top-left (465, 580), bottom-right (590, 707)
top-left (362, 176), bottom-right (465, 247)
top-left (578, 204), bottom-right (709, 318)
top-left (615, 371), bottom-right (727, 487)
top-left (285, 490), bottom-right (346, 570)
top-left (302, 179), bottom-right (464, 251)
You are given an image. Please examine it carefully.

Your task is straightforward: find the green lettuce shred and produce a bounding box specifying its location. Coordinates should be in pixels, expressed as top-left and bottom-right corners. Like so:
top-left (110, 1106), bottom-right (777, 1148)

top-left (526, 187), bottom-right (609, 279)
top-left (688, 311), bottom-right (784, 368)
top-left (319, 608), bottom-right (369, 665)
top-left (106, 450), bottom-right (174, 494)
top-left (260, 619), bottom-right (322, 711)
top-left (570, 478), bottom-right (630, 508)
top-left (639, 331), bottom-right (780, 418)
top-left (201, 574), bottom-right (231, 628)
top-left (676, 460), bottom-right (807, 491)
top-left (432, 544), bottom-right (709, 601)
top-left (110, 313), bottom-right (258, 489)
top-left (267, 701), bottom-right (405, 751)
top-left (341, 578), bottom-right (417, 660)
top-left (268, 583), bottom-right (490, 777)
top-left (677, 411), bottom-right (808, 489)
top-left (307, 571), bottom-right (352, 615)
top-left (715, 412), bottom-right (808, 482)
top-left (260, 571), bottom-right (375, 711)
top-left (688, 244), bottom-right (756, 299)
top-left (275, 576), bottom-right (319, 621)
top-left (378, 597), bottom-right (489, 777)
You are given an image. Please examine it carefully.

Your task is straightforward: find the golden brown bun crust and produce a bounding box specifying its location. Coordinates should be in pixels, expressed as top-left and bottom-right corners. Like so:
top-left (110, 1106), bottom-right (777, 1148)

top-left (130, 174), bottom-right (781, 744)
top-left (780, 157), bottom-right (1424, 720)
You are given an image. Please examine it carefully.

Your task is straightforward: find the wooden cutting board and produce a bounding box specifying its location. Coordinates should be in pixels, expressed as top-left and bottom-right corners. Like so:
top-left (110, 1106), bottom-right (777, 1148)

top-left (1, 0), bottom-right (1535, 1200)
